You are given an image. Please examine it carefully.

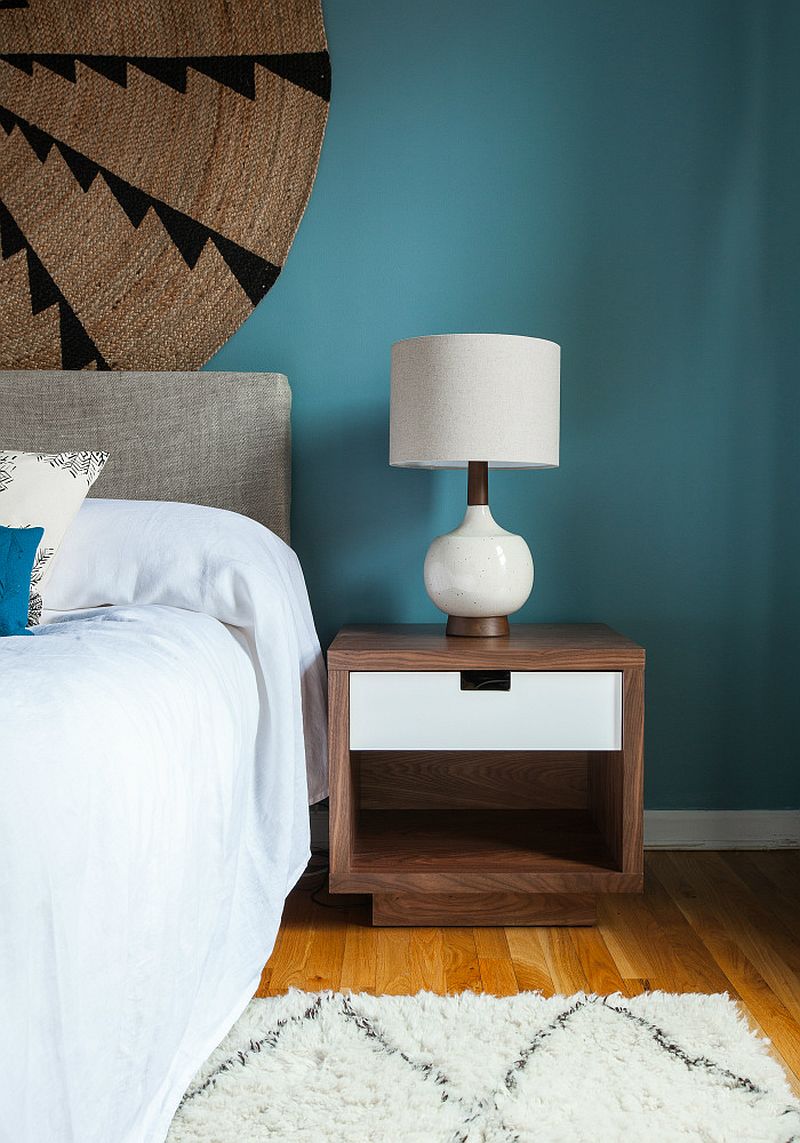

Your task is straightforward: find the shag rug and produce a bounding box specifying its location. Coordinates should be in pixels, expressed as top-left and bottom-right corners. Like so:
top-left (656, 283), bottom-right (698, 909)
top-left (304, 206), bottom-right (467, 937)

top-left (168, 990), bottom-right (800, 1142)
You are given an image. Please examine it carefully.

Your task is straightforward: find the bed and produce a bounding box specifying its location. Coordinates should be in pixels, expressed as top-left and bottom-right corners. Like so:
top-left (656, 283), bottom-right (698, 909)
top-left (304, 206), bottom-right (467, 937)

top-left (0, 371), bottom-right (327, 1143)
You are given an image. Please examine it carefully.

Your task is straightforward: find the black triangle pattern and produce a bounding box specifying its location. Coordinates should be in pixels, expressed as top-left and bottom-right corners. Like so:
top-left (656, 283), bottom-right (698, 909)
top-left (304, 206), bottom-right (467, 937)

top-left (256, 53), bottom-right (331, 100)
top-left (152, 200), bottom-right (209, 267)
top-left (0, 51), bottom-right (331, 101)
top-left (0, 197), bottom-right (25, 259)
top-left (189, 57), bottom-right (258, 100)
top-left (0, 105), bottom-right (281, 305)
top-left (58, 141), bottom-right (100, 192)
top-left (25, 245), bottom-right (60, 313)
top-left (101, 170), bottom-right (149, 226)
top-left (82, 56), bottom-right (128, 86)
top-left (17, 116), bottom-right (54, 161)
top-left (0, 198), bottom-right (109, 369)
top-left (211, 234), bottom-right (280, 308)
top-left (36, 54), bottom-right (77, 82)
top-left (130, 56), bottom-right (190, 93)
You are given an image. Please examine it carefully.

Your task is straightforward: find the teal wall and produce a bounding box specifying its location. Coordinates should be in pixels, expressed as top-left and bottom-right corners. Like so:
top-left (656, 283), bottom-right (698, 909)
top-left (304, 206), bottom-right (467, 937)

top-left (207, 1), bottom-right (799, 810)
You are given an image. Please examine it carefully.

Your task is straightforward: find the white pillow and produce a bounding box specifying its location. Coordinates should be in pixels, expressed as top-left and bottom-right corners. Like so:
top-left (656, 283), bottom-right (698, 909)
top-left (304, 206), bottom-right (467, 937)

top-left (0, 450), bottom-right (108, 624)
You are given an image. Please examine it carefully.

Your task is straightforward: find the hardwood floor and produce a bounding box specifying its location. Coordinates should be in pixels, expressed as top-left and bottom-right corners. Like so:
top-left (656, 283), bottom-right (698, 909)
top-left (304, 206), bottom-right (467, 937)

top-left (257, 850), bottom-right (800, 1089)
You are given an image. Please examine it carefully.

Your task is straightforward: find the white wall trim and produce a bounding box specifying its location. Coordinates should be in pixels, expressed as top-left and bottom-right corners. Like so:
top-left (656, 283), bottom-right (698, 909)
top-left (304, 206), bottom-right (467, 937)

top-left (644, 810), bottom-right (800, 850)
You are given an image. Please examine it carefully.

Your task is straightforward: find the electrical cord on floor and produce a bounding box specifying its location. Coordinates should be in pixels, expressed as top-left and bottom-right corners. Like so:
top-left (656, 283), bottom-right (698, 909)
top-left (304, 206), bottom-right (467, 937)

top-left (297, 848), bottom-right (357, 910)
top-left (297, 848), bottom-right (329, 879)
top-left (311, 876), bottom-right (347, 910)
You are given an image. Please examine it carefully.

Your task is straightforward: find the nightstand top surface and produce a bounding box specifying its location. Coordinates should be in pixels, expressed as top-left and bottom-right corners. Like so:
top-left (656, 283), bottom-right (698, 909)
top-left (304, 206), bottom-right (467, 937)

top-left (328, 623), bottom-right (645, 670)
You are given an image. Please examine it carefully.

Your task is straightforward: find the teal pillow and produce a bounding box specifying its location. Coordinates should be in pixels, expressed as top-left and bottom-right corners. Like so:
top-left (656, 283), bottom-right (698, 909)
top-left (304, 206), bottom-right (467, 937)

top-left (0, 525), bottom-right (44, 637)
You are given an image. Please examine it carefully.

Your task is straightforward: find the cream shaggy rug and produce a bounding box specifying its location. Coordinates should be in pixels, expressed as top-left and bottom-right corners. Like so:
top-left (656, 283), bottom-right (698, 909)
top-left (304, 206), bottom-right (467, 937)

top-left (168, 990), bottom-right (800, 1142)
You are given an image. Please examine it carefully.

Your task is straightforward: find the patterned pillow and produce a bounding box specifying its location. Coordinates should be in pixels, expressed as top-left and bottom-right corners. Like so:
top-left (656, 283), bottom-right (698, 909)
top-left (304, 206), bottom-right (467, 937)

top-left (0, 450), bottom-right (108, 624)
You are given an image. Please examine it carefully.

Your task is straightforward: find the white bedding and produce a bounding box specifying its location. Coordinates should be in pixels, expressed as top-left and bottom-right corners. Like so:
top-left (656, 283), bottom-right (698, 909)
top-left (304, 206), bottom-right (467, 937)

top-left (0, 500), bottom-right (327, 1143)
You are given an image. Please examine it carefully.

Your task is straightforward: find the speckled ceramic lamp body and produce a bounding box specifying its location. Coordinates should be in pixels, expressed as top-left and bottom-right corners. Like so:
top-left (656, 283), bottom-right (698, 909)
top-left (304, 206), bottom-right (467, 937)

top-left (424, 504), bottom-right (534, 628)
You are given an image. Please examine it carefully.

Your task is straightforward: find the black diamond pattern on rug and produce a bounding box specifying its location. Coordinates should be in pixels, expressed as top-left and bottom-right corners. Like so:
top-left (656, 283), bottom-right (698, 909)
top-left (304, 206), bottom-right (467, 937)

top-left (173, 992), bottom-right (799, 1143)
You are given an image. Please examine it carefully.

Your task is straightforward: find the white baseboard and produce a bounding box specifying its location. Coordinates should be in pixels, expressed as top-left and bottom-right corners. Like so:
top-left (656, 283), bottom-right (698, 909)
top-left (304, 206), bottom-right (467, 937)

top-left (644, 810), bottom-right (800, 850)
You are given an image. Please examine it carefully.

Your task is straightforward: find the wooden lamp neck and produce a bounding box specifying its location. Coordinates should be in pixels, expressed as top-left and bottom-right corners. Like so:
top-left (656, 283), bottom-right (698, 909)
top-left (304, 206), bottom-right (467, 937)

top-left (467, 461), bottom-right (489, 506)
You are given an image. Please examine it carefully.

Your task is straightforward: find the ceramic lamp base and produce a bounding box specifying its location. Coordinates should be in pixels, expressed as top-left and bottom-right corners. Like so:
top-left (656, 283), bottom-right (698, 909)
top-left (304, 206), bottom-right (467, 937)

top-left (423, 504), bottom-right (534, 636)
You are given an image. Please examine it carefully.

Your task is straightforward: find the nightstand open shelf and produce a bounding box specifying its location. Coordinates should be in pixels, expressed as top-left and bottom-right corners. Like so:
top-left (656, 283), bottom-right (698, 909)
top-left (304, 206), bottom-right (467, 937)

top-left (328, 625), bottom-right (645, 926)
top-left (352, 808), bottom-right (619, 880)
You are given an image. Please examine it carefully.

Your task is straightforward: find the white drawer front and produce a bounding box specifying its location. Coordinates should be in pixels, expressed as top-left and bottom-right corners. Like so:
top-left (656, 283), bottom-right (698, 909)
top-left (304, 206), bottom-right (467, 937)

top-left (349, 671), bottom-right (622, 751)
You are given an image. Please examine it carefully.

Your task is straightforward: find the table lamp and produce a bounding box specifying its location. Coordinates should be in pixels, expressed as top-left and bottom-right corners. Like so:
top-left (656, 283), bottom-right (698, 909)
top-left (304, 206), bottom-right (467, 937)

top-left (390, 333), bottom-right (560, 636)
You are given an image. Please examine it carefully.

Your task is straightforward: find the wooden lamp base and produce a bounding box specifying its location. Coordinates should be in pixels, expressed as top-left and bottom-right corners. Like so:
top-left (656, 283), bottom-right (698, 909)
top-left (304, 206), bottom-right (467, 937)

top-left (446, 614), bottom-right (510, 637)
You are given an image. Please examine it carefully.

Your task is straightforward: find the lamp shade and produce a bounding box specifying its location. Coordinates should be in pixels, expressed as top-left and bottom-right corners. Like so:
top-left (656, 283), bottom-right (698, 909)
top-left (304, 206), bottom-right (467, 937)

top-left (390, 333), bottom-right (560, 469)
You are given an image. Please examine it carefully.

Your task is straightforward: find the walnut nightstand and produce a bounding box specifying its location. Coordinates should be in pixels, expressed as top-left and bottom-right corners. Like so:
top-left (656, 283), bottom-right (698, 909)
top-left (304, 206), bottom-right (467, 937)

top-left (327, 624), bottom-right (645, 926)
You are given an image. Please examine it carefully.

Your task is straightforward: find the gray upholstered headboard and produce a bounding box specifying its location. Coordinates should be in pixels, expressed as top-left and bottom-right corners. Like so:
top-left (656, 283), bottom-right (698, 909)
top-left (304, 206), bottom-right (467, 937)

top-left (0, 371), bottom-right (291, 543)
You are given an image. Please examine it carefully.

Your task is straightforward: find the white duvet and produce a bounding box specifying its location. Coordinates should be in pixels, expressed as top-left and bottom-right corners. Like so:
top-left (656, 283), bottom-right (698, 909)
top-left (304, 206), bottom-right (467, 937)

top-left (0, 500), bottom-right (327, 1143)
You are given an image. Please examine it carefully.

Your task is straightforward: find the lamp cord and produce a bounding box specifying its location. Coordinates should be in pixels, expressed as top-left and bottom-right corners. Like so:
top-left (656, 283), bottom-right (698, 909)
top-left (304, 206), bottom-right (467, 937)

top-left (297, 848), bottom-right (351, 910)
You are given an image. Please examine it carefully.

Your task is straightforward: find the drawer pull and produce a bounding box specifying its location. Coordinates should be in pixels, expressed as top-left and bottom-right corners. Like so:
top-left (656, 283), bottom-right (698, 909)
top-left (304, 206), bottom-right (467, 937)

top-left (460, 669), bottom-right (511, 692)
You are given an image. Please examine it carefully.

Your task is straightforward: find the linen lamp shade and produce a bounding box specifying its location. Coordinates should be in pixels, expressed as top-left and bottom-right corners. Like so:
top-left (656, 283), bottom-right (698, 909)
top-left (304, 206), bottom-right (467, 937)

top-left (390, 333), bottom-right (560, 469)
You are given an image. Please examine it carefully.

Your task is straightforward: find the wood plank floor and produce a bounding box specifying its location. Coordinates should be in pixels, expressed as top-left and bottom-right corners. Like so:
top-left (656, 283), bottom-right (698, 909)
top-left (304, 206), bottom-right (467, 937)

top-left (257, 850), bottom-right (800, 1089)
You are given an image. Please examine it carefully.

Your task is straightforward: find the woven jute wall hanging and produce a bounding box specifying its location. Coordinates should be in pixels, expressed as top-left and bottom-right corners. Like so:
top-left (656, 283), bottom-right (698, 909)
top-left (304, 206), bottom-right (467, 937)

top-left (0, 0), bottom-right (330, 369)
